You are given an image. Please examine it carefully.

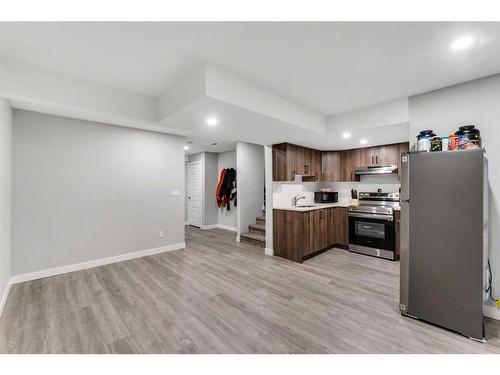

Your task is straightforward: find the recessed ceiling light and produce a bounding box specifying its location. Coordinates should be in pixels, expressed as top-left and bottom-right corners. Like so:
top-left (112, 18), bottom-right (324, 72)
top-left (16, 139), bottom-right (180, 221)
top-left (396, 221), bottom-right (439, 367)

top-left (206, 117), bottom-right (218, 126)
top-left (451, 36), bottom-right (474, 51)
top-left (342, 132), bottom-right (351, 139)
top-left (360, 139), bottom-right (368, 145)
top-left (183, 145), bottom-right (190, 151)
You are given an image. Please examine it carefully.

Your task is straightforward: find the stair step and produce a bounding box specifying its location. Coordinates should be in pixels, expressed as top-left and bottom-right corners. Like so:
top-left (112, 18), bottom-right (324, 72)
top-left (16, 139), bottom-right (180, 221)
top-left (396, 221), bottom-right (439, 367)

top-left (248, 224), bottom-right (265, 235)
top-left (256, 216), bottom-right (266, 225)
top-left (240, 232), bottom-right (265, 248)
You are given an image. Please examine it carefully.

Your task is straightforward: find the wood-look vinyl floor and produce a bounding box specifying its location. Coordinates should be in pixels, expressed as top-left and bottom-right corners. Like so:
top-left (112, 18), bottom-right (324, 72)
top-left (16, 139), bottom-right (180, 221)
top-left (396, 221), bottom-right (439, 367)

top-left (1, 226), bottom-right (499, 353)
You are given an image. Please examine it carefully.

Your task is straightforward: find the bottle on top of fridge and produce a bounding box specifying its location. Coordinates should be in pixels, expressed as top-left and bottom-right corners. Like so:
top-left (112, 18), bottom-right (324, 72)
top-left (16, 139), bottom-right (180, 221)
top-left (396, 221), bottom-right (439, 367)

top-left (441, 136), bottom-right (449, 151)
top-left (448, 133), bottom-right (459, 150)
top-left (430, 136), bottom-right (442, 152)
top-left (457, 125), bottom-right (481, 150)
top-left (416, 130), bottom-right (436, 151)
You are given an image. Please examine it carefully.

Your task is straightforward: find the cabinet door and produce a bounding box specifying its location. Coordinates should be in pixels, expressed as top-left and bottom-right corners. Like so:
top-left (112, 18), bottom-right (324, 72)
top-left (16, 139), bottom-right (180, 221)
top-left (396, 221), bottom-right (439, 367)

top-left (321, 151), bottom-right (340, 182)
top-left (302, 147), bottom-right (311, 175)
top-left (294, 145), bottom-right (307, 175)
top-left (334, 207), bottom-right (349, 247)
top-left (340, 150), bottom-right (354, 181)
top-left (319, 209), bottom-right (328, 249)
top-left (273, 210), bottom-right (309, 262)
top-left (308, 209), bottom-right (328, 254)
top-left (365, 147), bottom-right (376, 166)
top-left (311, 149), bottom-right (322, 180)
top-left (352, 148), bottom-right (366, 168)
top-left (286, 144), bottom-right (297, 181)
top-left (376, 144), bottom-right (399, 166)
top-left (326, 208), bottom-right (336, 246)
top-left (308, 210), bottom-right (321, 254)
top-left (272, 144), bottom-right (287, 181)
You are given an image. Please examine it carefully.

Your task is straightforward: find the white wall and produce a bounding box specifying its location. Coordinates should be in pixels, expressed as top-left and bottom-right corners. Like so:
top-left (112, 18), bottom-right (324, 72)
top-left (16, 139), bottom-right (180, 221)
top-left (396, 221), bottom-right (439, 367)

top-left (217, 150), bottom-right (237, 230)
top-left (0, 98), bottom-right (12, 314)
top-left (1, 57), bottom-right (157, 122)
top-left (408, 73), bottom-right (500, 316)
top-left (236, 142), bottom-right (264, 240)
top-left (264, 145), bottom-right (273, 254)
top-left (272, 175), bottom-right (400, 208)
top-left (12, 110), bottom-right (185, 275)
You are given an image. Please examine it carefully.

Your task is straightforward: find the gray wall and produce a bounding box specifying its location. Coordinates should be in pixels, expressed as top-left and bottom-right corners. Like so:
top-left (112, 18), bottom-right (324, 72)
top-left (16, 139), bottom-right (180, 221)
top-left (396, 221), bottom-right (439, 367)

top-left (12, 110), bottom-right (185, 275)
top-left (217, 150), bottom-right (237, 229)
top-left (236, 142), bottom-right (264, 238)
top-left (409, 73), bottom-right (500, 298)
top-left (0, 98), bottom-right (12, 310)
top-left (204, 153), bottom-right (219, 226)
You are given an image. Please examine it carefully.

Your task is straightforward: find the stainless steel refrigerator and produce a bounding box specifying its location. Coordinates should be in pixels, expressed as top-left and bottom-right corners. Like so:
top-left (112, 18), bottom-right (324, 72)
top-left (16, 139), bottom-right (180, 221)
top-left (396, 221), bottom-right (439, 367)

top-left (399, 149), bottom-right (487, 341)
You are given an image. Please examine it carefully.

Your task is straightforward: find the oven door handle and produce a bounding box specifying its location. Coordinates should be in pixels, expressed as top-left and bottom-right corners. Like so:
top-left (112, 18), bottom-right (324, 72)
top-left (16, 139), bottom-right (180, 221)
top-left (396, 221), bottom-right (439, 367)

top-left (349, 212), bottom-right (394, 221)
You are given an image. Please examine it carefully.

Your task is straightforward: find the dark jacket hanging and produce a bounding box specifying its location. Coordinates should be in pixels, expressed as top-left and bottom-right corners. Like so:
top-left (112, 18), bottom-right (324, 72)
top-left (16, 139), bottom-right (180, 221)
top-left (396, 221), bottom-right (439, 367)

top-left (216, 168), bottom-right (237, 210)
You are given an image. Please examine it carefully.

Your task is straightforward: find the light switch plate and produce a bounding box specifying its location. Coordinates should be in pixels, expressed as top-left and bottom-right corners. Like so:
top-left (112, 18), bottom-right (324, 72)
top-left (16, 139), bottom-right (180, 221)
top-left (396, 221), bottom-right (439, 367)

top-left (171, 190), bottom-right (180, 196)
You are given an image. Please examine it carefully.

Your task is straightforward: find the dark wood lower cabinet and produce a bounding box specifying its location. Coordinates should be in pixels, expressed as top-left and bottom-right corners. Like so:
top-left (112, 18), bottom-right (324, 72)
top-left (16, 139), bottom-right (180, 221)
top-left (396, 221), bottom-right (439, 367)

top-left (273, 207), bottom-right (348, 263)
top-left (333, 207), bottom-right (349, 248)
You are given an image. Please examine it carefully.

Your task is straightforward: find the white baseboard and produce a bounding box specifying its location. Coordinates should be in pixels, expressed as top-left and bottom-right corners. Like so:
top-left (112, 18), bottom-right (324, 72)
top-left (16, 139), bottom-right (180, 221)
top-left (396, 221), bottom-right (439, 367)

top-left (216, 224), bottom-right (237, 232)
top-left (484, 303), bottom-right (500, 321)
top-left (0, 278), bottom-right (13, 318)
top-left (200, 224), bottom-right (218, 230)
top-left (200, 224), bottom-right (237, 232)
top-left (265, 248), bottom-right (274, 256)
top-left (10, 242), bottom-right (186, 284)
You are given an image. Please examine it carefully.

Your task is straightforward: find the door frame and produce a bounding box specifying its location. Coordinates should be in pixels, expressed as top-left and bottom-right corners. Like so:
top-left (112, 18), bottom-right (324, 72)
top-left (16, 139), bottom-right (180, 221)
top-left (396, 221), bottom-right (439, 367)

top-left (187, 160), bottom-right (204, 227)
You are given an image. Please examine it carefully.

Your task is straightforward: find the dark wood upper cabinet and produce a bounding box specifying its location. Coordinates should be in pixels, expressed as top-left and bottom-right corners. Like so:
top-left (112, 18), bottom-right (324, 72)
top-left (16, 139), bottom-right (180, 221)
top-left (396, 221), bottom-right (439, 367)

top-left (352, 148), bottom-right (366, 169)
top-left (365, 147), bottom-right (376, 166)
top-left (272, 143), bottom-right (287, 181)
top-left (321, 151), bottom-right (340, 182)
top-left (376, 144), bottom-right (399, 166)
top-left (295, 145), bottom-right (306, 175)
top-left (311, 149), bottom-right (322, 181)
top-left (273, 141), bottom-right (410, 182)
top-left (272, 143), bottom-right (322, 181)
top-left (340, 150), bottom-right (354, 182)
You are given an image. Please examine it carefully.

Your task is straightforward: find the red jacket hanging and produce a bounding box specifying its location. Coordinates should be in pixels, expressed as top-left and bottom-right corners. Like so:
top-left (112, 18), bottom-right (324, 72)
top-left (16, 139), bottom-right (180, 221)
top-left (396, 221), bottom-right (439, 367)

top-left (216, 169), bottom-right (226, 207)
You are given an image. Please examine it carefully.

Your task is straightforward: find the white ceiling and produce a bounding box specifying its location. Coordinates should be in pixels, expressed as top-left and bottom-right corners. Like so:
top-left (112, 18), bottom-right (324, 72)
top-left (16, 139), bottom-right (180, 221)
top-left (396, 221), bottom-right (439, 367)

top-left (161, 96), bottom-right (409, 153)
top-left (1, 22), bottom-right (500, 115)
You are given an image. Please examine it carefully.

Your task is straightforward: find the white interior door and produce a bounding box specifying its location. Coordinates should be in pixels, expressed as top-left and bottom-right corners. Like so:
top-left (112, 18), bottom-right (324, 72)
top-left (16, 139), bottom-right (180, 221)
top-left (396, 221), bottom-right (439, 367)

top-left (188, 161), bottom-right (202, 227)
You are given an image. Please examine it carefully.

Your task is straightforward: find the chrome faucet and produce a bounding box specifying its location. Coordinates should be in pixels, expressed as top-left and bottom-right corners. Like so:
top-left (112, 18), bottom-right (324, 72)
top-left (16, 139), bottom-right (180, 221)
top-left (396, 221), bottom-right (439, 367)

top-left (292, 194), bottom-right (306, 207)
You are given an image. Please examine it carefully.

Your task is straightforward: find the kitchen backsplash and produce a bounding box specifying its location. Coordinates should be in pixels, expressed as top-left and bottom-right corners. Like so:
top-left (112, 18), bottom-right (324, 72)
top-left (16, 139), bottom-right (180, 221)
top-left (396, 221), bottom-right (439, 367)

top-left (272, 174), bottom-right (400, 207)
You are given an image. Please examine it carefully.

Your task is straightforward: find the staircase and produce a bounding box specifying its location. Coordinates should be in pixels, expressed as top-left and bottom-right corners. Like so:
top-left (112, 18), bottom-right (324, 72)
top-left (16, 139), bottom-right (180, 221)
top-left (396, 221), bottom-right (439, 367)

top-left (240, 210), bottom-right (266, 248)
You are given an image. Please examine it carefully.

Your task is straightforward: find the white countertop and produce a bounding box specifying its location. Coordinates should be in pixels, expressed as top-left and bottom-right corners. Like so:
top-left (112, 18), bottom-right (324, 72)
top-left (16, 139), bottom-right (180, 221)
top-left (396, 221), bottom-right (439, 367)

top-left (273, 202), bottom-right (350, 212)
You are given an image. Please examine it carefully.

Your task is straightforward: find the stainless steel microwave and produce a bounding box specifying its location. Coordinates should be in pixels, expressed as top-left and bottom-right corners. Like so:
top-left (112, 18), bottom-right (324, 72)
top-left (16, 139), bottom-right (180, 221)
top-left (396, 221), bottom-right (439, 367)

top-left (314, 191), bottom-right (338, 203)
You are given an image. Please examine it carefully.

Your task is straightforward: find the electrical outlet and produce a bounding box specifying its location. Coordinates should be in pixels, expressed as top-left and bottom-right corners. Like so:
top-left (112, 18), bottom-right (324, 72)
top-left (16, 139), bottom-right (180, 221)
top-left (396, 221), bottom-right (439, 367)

top-left (159, 231), bottom-right (164, 238)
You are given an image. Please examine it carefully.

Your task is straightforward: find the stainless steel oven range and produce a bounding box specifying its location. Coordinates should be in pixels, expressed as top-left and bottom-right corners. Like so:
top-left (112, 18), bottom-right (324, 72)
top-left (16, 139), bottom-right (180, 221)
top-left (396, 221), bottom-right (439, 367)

top-left (348, 192), bottom-right (399, 260)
